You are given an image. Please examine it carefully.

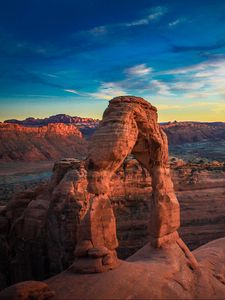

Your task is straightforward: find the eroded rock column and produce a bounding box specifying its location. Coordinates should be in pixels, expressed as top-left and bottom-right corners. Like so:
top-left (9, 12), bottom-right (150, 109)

top-left (150, 165), bottom-right (180, 247)
top-left (71, 194), bottom-right (118, 273)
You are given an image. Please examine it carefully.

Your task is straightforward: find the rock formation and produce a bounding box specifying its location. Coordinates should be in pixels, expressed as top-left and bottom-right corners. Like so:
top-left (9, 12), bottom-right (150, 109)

top-left (1, 156), bottom-right (225, 288)
top-left (0, 161), bottom-right (53, 203)
top-left (72, 96), bottom-right (190, 273)
top-left (1, 118), bottom-right (225, 164)
top-left (0, 96), bottom-right (225, 298)
top-left (0, 281), bottom-right (55, 300)
top-left (162, 121), bottom-right (225, 145)
top-left (46, 237), bottom-right (225, 300)
top-left (0, 123), bottom-right (87, 162)
top-left (173, 161), bottom-right (225, 250)
top-left (5, 114), bottom-right (225, 144)
top-left (4, 114), bottom-right (100, 128)
top-left (4, 114), bottom-right (100, 138)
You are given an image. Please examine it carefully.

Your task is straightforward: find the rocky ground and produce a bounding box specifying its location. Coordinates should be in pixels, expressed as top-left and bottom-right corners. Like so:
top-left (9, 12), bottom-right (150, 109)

top-left (169, 140), bottom-right (225, 162)
top-left (45, 238), bottom-right (225, 300)
top-left (0, 99), bottom-right (225, 298)
top-left (0, 157), bottom-right (225, 290)
top-left (0, 161), bottom-right (53, 203)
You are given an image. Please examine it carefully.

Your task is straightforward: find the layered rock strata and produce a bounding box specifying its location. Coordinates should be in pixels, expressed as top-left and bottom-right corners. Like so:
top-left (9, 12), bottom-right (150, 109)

top-left (1, 158), bottom-right (225, 288)
top-left (1, 98), bottom-right (225, 286)
top-left (0, 123), bottom-right (87, 161)
top-left (72, 96), bottom-right (187, 273)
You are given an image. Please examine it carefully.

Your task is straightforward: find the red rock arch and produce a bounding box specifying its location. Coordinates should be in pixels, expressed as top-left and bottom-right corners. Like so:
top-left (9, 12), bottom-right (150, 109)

top-left (72, 96), bottom-right (180, 273)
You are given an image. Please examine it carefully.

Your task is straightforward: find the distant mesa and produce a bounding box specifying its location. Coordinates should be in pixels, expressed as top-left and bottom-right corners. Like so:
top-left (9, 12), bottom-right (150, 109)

top-left (162, 120), bottom-right (225, 145)
top-left (4, 114), bottom-right (225, 144)
top-left (0, 122), bottom-right (87, 162)
top-left (4, 114), bottom-right (100, 137)
top-left (4, 114), bottom-right (100, 125)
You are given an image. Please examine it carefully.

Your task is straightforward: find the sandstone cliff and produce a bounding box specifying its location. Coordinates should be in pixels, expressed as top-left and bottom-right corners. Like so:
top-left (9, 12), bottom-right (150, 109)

top-left (4, 114), bottom-right (99, 127)
top-left (162, 121), bottom-right (225, 145)
top-left (1, 97), bottom-right (224, 298)
top-left (1, 154), bottom-right (225, 288)
top-left (1, 118), bottom-right (225, 164)
top-left (5, 115), bottom-right (225, 144)
top-left (0, 123), bottom-right (87, 162)
top-left (4, 114), bottom-right (100, 137)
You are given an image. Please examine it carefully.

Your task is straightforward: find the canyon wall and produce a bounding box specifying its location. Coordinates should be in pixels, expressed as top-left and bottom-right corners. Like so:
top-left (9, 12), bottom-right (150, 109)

top-left (1, 98), bottom-right (225, 289)
top-left (4, 114), bottom-right (100, 137)
top-left (0, 123), bottom-right (87, 162)
top-left (1, 157), bottom-right (225, 289)
top-left (162, 121), bottom-right (225, 145)
top-left (4, 115), bottom-right (225, 144)
top-left (113, 158), bottom-right (225, 257)
top-left (1, 119), bottom-right (225, 164)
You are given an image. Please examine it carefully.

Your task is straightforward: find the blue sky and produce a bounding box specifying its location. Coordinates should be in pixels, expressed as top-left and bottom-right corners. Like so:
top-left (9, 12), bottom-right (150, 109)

top-left (1, 0), bottom-right (225, 121)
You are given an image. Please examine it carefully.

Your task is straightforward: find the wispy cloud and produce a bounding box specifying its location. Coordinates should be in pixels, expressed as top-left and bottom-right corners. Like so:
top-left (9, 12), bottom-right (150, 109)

top-left (171, 81), bottom-right (206, 91)
top-left (157, 57), bottom-right (225, 98)
top-left (125, 64), bottom-right (153, 77)
top-left (88, 26), bottom-right (108, 36)
top-left (125, 19), bottom-right (149, 27)
top-left (150, 79), bottom-right (173, 96)
top-left (125, 6), bottom-right (168, 27)
top-left (64, 89), bottom-right (82, 95)
top-left (87, 6), bottom-right (168, 37)
top-left (148, 6), bottom-right (168, 21)
top-left (159, 57), bottom-right (225, 75)
top-left (42, 73), bottom-right (59, 78)
top-left (0, 64), bottom-right (85, 97)
top-left (86, 53), bottom-right (225, 103)
top-left (168, 18), bottom-right (186, 28)
top-left (90, 82), bottom-right (126, 100)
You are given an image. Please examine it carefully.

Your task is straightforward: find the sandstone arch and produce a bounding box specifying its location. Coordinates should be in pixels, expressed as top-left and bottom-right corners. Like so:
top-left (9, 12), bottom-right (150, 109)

top-left (72, 96), bottom-right (186, 273)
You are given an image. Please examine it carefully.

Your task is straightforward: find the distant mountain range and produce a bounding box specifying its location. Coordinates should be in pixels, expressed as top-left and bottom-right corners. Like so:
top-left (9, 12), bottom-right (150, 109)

top-left (4, 114), bottom-right (100, 137)
top-left (4, 114), bottom-right (225, 143)
top-left (1, 114), bottom-right (225, 162)
top-left (162, 121), bottom-right (225, 145)
top-left (0, 122), bottom-right (87, 162)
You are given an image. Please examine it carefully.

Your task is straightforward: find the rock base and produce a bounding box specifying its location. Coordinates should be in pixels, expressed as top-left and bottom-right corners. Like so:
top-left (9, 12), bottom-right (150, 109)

top-left (0, 281), bottom-right (55, 300)
top-left (70, 250), bottom-right (119, 273)
top-left (150, 231), bottom-right (180, 248)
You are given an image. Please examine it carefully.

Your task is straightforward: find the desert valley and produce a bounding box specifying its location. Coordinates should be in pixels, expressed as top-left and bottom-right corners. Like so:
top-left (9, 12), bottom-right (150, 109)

top-left (1, 1), bottom-right (225, 298)
top-left (0, 96), bottom-right (225, 299)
